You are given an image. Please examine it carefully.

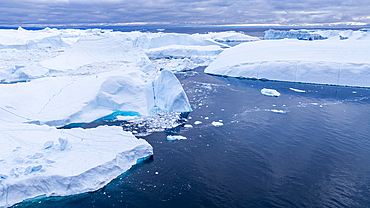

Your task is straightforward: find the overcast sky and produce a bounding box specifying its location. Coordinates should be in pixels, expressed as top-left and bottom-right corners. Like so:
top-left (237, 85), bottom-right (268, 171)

top-left (0, 0), bottom-right (369, 27)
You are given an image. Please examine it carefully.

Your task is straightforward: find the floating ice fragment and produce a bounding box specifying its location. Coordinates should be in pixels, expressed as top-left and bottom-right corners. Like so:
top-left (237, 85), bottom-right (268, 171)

top-left (44, 141), bottom-right (54, 149)
top-left (59, 138), bottom-right (68, 151)
top-left (184, 124), bottom-right (193, 128)
top-left (261, 88), bottom-right (281, 97)
top-left (194, 121), bottom-right (202, 125)
top-left (211, 121), bottom-right (223, 127)
top-left (290, 88), bottom-right (306, 93)
top-left (271, 109), bottom-right (286, 114)
top-left (205, 117), bottom-right (209, 120)
top-left (167, 135), bottom-right (187, 141)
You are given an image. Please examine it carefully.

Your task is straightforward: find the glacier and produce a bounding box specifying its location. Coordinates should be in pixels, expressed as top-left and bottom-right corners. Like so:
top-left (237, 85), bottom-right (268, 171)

top-left (205, 29), bottom-right (370, 87)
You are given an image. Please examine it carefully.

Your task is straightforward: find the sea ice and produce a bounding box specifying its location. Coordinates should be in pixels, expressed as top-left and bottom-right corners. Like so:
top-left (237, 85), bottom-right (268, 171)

top-left (211, 121), bottom-right (223, 127)
top-left (167, 135), bottom-right (187, 141)
top-left (289, 88), bottom-right (306, 93)
top-left (271, 109), bottom-right (286, 114)
top-left (194, 121), bottom-right (202, 125)
top-left (261, 88), bottom-right (281, 97)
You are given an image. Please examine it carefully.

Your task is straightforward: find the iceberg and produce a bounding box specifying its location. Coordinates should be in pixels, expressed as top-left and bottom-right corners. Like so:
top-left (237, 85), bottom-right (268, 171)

top-left (0, 124), bottom-right (152, 207)
top-left (194, 31), bottom-right (260, 43)
top-left (211, 121), bottom-right (223, 127)
top-left (264, 29), bottom-right (326, 40)
top-left (261, 88), bottom-right (281, 97)
top-left (205, 34), bottom-right (370, 87)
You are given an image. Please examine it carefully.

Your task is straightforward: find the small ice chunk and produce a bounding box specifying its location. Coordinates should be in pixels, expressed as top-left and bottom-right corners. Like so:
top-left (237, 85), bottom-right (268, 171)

top-left (194, 121), bottom-right (202, 125)
top-left (289, 88), bottom-right (306, 93)
top-left (271, 109), bottom-right (286, 114)
top-left (261, 88), bottom-right (280, 97)
top-left (59, 138), bottom-right (68, 151)
top-left (211, 121), bottom-right (223, 127)
top-left (184, 124), bottom-right (193, 128)
top-left (44, 141), bottom-right (54, 149)
top-left (167, 135), bottom-right (187, 141)
top-left (352, 91), bottom-right (357, 94)
top-left (205, 117), bottom-right (209, 120)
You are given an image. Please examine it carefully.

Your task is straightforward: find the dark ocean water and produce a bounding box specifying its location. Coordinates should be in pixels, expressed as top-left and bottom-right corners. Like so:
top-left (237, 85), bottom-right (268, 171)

top-left (15, 67), bottom-right (370, 208)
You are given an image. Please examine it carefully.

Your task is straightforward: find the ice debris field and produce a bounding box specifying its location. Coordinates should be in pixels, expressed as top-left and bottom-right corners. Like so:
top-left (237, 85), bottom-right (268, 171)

top-left (0, 27), bottom-right (370, 207)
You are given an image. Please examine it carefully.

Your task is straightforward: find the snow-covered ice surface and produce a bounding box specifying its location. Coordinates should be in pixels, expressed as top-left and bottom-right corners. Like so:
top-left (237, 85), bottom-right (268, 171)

top-left (205, 29), bottom-right (370, 87)
top-left (0, 28), bottom-right (196, 207)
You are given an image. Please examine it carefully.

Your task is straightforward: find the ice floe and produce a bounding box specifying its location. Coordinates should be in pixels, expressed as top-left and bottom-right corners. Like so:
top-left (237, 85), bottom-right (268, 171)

top-left (289, 88), bottom-right (306, 93)
top-left (261, 88), bottom-right (281, 97)
top-left (167, 135), bottom-right (187, 141)
top-left (211, 121), bottom-right (223, 127)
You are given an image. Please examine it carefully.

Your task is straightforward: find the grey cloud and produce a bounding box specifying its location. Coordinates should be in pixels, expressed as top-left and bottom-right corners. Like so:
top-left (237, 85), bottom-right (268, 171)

top-left (0, 0), bottom-right (369, 27)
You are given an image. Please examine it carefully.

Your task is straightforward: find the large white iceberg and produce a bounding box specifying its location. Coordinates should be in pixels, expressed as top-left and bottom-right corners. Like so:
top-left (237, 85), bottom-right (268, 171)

top-left (0, 124), bottom-right (152, 207)
top-left (205, 35), bottom-right (370, 87)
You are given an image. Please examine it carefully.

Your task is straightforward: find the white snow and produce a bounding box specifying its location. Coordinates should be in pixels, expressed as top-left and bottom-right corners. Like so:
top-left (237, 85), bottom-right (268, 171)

top-left (167, 135), bottom-right (187, 141)
top-left (205, 34), bottom-right (370, 87)
top-left (211, 121), bottom-right (223, 127)
top-left (0, 124), bottom-right (152, 207)
top-left (261, 88), bottom-right (281, 97)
